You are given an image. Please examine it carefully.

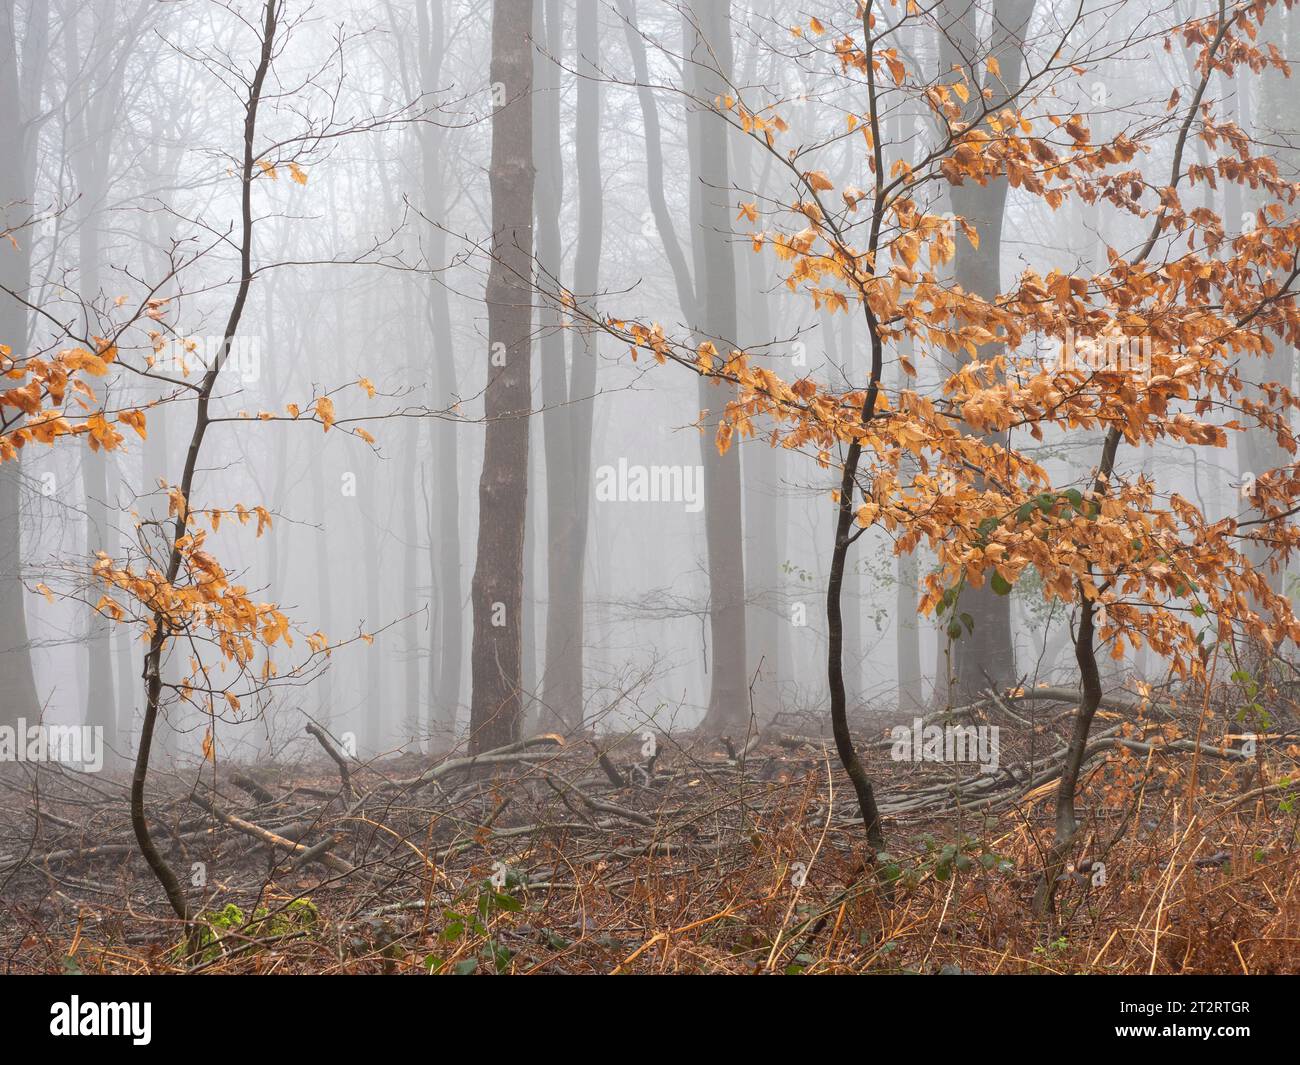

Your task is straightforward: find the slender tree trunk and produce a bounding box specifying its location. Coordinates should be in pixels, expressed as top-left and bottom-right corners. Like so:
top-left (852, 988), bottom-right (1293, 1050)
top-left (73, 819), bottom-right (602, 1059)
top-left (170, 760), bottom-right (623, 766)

top-left (521, 417), bottom-right (538, 713)
top-left (309, 418), bottom-right (334, 729)
top-left (66, 0), bottom-right (153, 757)
top-left (360, 393), bottom-right (383, 756)
top-left (0, 0), bottom-right (47, 730)
top-left (736, 150), bottom-right (783, 721)
top-left (111, 455), bottom-right (134, 756)
top-left (76, 226), bottom-right (117, 753)
top-left (402, 366), bottom-right (422, 747)
top-left (418, 0), bottom-right (462, 747)
top-left (558, 89), bottom-right (601, 720)
top-left (1238, 11), bottom-right (1293, 612)
top-left (1030, 0), bottom-right (1229, 917)
top-left (133, 0), bottom-right (280, 933)
top-left (686, 0), bottom-right (749, 733)
top-left (533, 0), bottom-right (568, 731)
top-left (469, 0), bottom-right (535, 754)
top-left (937, 0), bottom-right (1035, 703)
top-left (1033, 435), bottom-right (1118, 916)
top-left (539, 0), bottom-right (602, 733)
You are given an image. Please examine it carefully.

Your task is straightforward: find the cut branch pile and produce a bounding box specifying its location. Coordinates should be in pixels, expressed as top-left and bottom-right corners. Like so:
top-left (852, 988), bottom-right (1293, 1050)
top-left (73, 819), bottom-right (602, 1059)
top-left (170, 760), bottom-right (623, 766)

top-left (0, 684), bottom-right (1294, 974)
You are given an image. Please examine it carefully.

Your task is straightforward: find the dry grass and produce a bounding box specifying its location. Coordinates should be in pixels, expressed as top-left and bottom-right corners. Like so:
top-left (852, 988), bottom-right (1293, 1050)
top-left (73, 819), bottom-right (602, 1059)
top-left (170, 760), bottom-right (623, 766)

top-left (1, 686), bottom-right (1297, 974)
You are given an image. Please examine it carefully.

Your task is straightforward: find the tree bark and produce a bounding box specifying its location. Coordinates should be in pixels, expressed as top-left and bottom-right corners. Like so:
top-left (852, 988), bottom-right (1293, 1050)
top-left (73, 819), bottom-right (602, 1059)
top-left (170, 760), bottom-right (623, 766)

top-left (415, 0), bottom-right (463, 747)
top-left (1237, 9), bottom-right (1294, 613)
top-left (0, 0), bottom-right (47, 730)
top-left (133, 0), bottom-right (280, 931)
top-left (469, 0), bottom-right (535, 753)
top-left (937, 0), bottom-right (1036, 704)
top-left (686, 0), bottom-right (749, 733)
top-left (538, 0), bottom-right (602, 733)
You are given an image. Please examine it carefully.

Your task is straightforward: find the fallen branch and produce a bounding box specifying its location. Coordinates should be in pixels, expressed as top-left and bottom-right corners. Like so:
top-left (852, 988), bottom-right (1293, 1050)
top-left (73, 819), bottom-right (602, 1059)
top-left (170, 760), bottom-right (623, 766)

top-left (189, 793), bottom-right (355, 875)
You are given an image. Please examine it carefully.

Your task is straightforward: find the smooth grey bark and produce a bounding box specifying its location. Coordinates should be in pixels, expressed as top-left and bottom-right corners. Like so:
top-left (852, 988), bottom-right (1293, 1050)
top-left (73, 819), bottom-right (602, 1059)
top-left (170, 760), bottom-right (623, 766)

top-left (308, 412), bottom-right (334, 728)
top-left (537, 0), bottom-right (602, 733)
top-left (372, 130), bottom-right (421, 749)
top-left (0, 0), bottom-right (46, 729)
top-left (685, 0), bottom-right (749, 732)
top-left (359, 304), bottom-right (384, 754)
top-left (521, 412), bottom-right (538, 712)
top-left (561, 0), bottom-right (603, 730)
top-left (532, 0), bottom-right (565, 731)
top-left (1237, 10), bottom-right (1294, 610)
top-left (468, 0), bottom-right (535, 753)
top-left (936, 0), bottom-right (1035, 703)
top-left (140, 261), bottom-right (173, 763)
top-left (621, 0), bottom-right (741, 724)
top-left (72, 226), bottom-right (115, 757)
top-left (64, 0), bottom-right (151, 756)
top-left (401, 312), bottom-right (421, 747)
top-left (737, 151), bottom-right (783, 720)
top-left (729, 23), bottom-right (781, 720)
top-left (517, 0), bottom-right (548, 728)
top-left (890, 107), bottom-right (922, 710)
top-left (416, 0), bottom-right (462, 746)
top-left (131, 86), bottom-right (192, 764)
top-left (895, 548), bottom-right (922, 708)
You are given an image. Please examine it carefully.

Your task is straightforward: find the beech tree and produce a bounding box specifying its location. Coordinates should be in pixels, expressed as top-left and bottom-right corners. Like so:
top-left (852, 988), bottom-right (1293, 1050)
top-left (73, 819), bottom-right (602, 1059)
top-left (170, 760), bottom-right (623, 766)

top-left (63, 0), bottom-right (158, 761)
top-left (0, 0), bottom-right (48, 728)
top-left (415, 0), bottom-right (465, 745)
top-left (935, 0), bottom-right (1034, 704)
top-left (556, 0), bottom-right (1300, 880)
top-left (1, 0), bottom-right (441, 936)
top-left (468, 0), bottom-right (536, 753)
top-left (10, 0), bottom-right (1300, 986)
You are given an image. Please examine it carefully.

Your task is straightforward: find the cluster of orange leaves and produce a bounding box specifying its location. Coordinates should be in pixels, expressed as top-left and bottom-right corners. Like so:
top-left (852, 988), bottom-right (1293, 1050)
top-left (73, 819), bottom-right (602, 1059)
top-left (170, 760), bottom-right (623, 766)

top-left (89, 488), bottom-right (327, 699)
top-left (0, 155), bottom-right (334, 712)
top-left (608, 0), bottom-right (1300, 680)
top-left (0, 327), bottom-right (325, 691)
top-left (0, 340), bottom-right (147, 461)
top-left (0, 329), bottom-right (292, 691)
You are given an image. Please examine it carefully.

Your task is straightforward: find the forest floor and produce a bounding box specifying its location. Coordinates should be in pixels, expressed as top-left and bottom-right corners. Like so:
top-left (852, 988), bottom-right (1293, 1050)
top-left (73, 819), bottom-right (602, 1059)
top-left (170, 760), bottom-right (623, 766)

top-left (1, 684), bottom-right (1298, 974)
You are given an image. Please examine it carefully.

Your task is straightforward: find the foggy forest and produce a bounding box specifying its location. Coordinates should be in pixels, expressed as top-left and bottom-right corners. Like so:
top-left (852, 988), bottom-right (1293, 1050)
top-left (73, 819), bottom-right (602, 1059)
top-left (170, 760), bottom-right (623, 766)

top-left (1, 0), bottom-right (1299, 992)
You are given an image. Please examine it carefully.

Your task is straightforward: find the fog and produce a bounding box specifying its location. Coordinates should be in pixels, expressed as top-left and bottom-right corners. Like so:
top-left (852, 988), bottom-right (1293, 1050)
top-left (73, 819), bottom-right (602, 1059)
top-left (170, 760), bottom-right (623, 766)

top-left (0, 0), bottom-right (1290, 769)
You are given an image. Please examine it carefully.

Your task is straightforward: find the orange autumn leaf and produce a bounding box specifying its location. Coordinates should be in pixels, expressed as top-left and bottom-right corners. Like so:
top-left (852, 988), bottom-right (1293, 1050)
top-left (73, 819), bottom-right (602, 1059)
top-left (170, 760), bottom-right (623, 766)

top-left (315, 395), bottom-right (335, 431)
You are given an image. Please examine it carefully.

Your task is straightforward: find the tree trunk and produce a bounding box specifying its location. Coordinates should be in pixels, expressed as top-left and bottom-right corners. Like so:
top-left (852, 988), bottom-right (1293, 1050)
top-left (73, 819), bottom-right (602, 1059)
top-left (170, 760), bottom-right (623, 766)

top-left (416, 0), bottom-right (463, 748)
top-left (0, 0), bottom-right (47, 730)
top-left (686, 0), bottom-right (749, 733)
top-left (538, 0), bottom-right (602, 734)
top-left (736, 136), bottom-right (783, 723)
top-left (360, 390), bottom-right (384, 755)
top-left (937, 0), bottom-right (1036, 703)
top-left (533, 0), bottom-right (568, 731)
top-left (1237, 10), bottom-right (1293, 614)
top-left (894, 340), bottom-right (922, 710)
top-left (76, 225), bottom-right (117, 754)
top-left (469, 0), bottom-right (535, 754)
